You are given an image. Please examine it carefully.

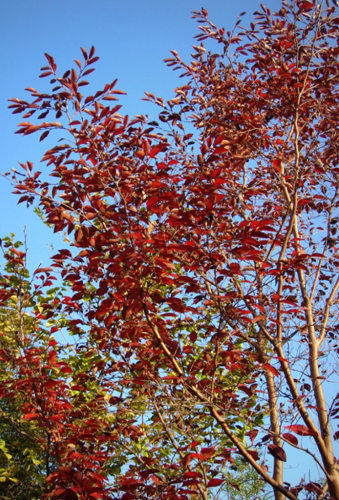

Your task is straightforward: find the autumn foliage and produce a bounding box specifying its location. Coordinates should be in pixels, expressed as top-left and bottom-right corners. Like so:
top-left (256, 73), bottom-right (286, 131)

top-left (2, 0), bottom-right (339, 499)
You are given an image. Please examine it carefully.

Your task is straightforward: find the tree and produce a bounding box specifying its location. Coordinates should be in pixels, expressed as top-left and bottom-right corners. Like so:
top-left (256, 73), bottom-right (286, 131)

top-left (0, 236), bottom-right (120, 499)
top-left (5, 0), bottom-right (339, 498)
top-left (222, 456), bottom-right (272, 500)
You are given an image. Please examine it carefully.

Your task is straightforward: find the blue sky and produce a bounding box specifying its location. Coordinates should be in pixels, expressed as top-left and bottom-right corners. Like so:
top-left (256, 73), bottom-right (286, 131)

top-left (1, 0), bottom-right (326, 491)
top-left (1, 0), bottom-right (282, 270)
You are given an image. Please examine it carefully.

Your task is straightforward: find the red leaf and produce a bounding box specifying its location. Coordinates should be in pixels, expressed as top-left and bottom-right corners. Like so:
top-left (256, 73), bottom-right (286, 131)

top-left (48, 350), bottom-right (58, 366)
top-left (274, 356), bottom-right (288, 362)
top-left (40, 71), bottom-right (53, 78)
top-left (263, 363), bottom-right (279, 377)
top-left (33, 267), bottom-right (53, 275)
top-left (149, 146), bottom-right (162, 158)
top-left (74, 59), bottom-right (82, 70)
top-left (299, 2), bottom-right (315, 10)
top-left (246, 449), bottom-right (260, 461)
top-left (147, 196), bottom-right (159, 209)
top-left (82, 68), bottom-right (95, 76)
top-left (110, 89), bottom-right (126, 95)
top-left (272, 159), bottom-right (282, 172)
top-left (40, 130), bottom-right (50, 142)
top-left (80, 47), bottom-right (88, 59)
top-left (102, 95), bottom-right (118, 101)
top-left (304, 482), bottom-right (323, 494)
top-left (54, 488), bottom-right (67, 495)
top-left (60, 366), bottom-right (73, 374)
top-left (190, 441), bottom-right (200, 448)
top-left (183, 471), bottom-right (202, 478)
top-left (238, 384), bottom-right (252, 397)
top-left (268, 444), bottom-right (286, 462)
top-left (190, 331), bottom-right (197, 343)
top-left (252, 315), bottom-right (265, 323)
top-left (284, 425), bottom-right (318, 437)
top-left (23, 413), bottom-right (39, 420)
top-left (246, 429), bottom-right (258, 444)
top-left (282, 433), bottom-right (298, 445)
top-left (207, 478), bottom-right (224, 487)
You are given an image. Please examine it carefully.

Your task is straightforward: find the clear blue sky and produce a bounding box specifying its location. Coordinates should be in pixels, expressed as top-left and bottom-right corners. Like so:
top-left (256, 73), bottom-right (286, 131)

top-left (1, 0), bottom-right (325, 491)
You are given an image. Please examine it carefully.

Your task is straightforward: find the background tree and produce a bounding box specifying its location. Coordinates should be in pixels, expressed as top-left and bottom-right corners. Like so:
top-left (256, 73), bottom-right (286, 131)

top-left (222, 456), bottom-right (272, 500)
top-left (0, 236), bottom-right (55, 499)
top-left (5, 0), bottom-right (339, 499)
top-left (0, 236), bottom-right (124, 499)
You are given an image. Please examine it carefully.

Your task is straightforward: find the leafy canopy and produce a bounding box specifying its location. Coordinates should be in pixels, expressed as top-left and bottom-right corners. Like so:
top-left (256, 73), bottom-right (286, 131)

top-left (3, 1), bottom-right (339, 499)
